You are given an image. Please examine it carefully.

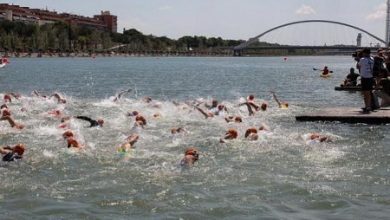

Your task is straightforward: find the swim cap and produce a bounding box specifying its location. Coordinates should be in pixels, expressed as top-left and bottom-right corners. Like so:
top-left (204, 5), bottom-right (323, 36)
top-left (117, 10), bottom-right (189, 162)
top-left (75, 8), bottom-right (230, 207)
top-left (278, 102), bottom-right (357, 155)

top-left (185, 147), bottom-right (199, 160)
top-left (245, 128), bottom-right (257, 138)
top-left (227, 129), bottom-right (238, 138)
top-left (98, 119), bottom-right (104, 126)
top-left (261, 103), bottom-right (268, 111)
top-left (13, 144), bottom-right (25, 155)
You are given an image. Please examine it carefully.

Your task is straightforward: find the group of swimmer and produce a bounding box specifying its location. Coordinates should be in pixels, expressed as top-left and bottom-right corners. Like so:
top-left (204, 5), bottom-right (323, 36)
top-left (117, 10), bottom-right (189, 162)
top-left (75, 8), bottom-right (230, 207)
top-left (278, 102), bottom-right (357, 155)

top-left (1, 89), bottom-right (332, 167)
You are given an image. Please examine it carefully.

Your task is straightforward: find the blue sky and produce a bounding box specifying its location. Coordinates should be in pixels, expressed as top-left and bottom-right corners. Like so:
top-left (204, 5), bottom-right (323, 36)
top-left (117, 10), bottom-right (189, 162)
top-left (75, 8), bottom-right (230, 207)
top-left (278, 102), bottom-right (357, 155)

top-left (4, 0), bottom-right (389, 45)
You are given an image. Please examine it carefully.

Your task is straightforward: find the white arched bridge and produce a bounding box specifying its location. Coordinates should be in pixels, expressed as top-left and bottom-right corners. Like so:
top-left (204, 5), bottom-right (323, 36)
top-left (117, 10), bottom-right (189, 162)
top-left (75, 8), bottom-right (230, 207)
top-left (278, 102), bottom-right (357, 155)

top-left (233, 19), bottom-right (386, 53)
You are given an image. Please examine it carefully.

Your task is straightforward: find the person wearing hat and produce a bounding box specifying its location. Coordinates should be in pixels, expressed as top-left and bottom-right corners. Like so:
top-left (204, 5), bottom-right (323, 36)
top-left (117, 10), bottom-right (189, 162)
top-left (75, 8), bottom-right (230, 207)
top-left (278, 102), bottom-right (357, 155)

top-left (357, 48), bottom-right (375, 113)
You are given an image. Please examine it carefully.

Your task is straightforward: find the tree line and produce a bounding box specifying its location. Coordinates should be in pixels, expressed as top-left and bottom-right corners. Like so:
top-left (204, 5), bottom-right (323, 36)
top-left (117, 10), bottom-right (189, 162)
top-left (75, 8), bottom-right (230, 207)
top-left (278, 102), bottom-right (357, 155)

top-left (0, 20), bottom-right (246, 53)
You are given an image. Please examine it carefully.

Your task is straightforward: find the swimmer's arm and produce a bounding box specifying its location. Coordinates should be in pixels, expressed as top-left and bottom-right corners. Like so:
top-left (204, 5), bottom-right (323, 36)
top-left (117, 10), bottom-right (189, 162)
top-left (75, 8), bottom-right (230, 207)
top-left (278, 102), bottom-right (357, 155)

top-left (0, 146), bottom-right (12, 154)
top-left (271, 92), bottom-right (282, 107)
top-left (195, 106), bottom-right (210, 119)
top-left (10, 93), bottom-right (21, 99)
top-left (242, 103), bottom-right (254, 116)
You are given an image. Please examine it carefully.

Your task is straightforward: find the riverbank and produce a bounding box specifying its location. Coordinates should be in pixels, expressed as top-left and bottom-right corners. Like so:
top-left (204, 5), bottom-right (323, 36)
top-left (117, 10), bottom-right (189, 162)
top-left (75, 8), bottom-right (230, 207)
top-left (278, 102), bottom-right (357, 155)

top-left (0, 51), bottom-right (235, 58)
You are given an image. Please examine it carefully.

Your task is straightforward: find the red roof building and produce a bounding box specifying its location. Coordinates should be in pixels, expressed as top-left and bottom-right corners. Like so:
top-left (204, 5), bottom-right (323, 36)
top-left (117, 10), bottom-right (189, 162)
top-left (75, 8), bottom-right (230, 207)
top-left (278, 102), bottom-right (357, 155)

top-left (0, 3), bottom-right (117, 33)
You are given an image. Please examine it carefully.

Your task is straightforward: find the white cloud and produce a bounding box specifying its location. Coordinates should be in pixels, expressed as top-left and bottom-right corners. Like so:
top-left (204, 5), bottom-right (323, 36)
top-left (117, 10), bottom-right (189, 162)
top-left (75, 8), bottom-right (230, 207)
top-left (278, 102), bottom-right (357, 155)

top-left (295, 4), bottom-right (316, 15)
top-left (366, 3), bottom-right (386, 20)
top-left (159, 5), bottom-right (173, 11)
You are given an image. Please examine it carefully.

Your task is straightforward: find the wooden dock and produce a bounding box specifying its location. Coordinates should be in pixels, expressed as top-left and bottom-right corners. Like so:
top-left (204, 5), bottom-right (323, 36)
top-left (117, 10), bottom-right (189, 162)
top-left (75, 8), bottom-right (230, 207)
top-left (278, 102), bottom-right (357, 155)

top-left (296, 107), bottom-right (390, 124)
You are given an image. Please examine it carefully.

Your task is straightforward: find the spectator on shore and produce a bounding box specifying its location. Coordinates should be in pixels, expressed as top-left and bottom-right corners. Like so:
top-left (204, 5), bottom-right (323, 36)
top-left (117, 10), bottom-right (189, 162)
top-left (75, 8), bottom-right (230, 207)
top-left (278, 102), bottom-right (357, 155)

top-left (374, 71), bottom-right (390, 107)
top-left (357, 48), bottom-right (375, 113)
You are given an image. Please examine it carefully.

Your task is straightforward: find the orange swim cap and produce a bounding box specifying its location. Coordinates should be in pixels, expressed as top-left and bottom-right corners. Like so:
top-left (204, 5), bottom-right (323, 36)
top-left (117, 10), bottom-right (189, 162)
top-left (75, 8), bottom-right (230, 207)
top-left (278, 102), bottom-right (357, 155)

top-left (13, 144), bottom-right (25, 155)
top-left (63, 130), bottom-right (74, 138)
top-left (245, 128), bottom-right (257, 138)
top-left (261, 103), bottom-right (267, 111)
top-left (227, 129), bottom-right (238, 139)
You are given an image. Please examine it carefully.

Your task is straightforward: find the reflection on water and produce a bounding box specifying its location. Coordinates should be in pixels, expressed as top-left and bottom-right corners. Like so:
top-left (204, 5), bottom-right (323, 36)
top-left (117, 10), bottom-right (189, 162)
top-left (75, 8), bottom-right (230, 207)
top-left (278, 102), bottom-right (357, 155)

top-left (0, 57), bottom-right (389, 219)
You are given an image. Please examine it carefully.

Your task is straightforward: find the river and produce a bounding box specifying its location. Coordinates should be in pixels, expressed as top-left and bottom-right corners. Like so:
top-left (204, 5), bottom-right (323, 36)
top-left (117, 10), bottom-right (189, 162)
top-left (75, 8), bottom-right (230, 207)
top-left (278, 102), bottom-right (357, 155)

top-left (0, 56), bottom-right (389, 219)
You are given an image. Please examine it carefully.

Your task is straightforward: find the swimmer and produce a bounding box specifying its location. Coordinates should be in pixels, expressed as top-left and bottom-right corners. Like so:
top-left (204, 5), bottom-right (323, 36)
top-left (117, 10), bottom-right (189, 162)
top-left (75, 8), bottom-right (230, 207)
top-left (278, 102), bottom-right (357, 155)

top-left (195, 104), bottom-right (226, 119)
top-left (304, 133), bottom-right (332, 143)
top-left (113, 89), bottom-right (132, 102)
top-left (0, 115), bottom-right (24, 129)
top-left (32, 90), bottom-right (47, 98)
top-left (1, 104), bottom-right (11, 117)
top-left (58, 116), bottom-right (71, 129)
top-left (48, 109), bottom-right (62, 117)
top-left (171, 127), bottom-right (186, 135)
top-left (239, 102), bottom-right (255, 116)
top-left (271, 91), bottom-right (288, 109)
top-left (310, 133), bottom-right (331, 142)
top-left (245, 128), bottom-right (259, 141)
top-left (220, 128), bottom-right (238, 143)
top-left (62, 130), bottom-right (74, 139)
top-left (66, 137), bottom-right (83, 148)
top-left (225, 116), bottom-right (242, 123)
top-left (0, 144), bottom-right (25, 162)
top-left (260, 102), bottom-right (268, 111)
top-left (204, 99), bottom-right (219, 109)
top-left (180, 147), bottom-right (199, 167)
top-left (3, 93), bottom-right (20, 103)
top-left (127, 111), bottom-right (147, 126)
top-left (143, 96), bottom-right (153, 103)
top-left (117, 134), bottom-right (139, 153)
top-left (136, 115), bottom-right (147, 127)
top-left (258, 123), bottom-right (271, 132)
top-left (127, 111), bottom-right (139, 117)
top-left (153, 112), bottom-right (162, 118)
top-left (75, 116), bottom-right (104, 127)
top-left (51, 93), bottom-right (66, 104)
top-left (247, 95), bottom-right (261, 110)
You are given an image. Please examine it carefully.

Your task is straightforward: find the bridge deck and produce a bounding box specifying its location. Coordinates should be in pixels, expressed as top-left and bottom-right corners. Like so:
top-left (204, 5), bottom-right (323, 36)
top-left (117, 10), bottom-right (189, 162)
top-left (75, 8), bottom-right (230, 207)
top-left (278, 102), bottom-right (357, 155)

top-left (296, 107), bottom-right (390, 124)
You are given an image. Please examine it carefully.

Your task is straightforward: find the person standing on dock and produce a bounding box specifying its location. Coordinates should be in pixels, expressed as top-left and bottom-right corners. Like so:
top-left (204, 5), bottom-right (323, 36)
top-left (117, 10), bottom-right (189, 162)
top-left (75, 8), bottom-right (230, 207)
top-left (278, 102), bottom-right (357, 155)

top-left (357, 48), bottom-right (374, 113)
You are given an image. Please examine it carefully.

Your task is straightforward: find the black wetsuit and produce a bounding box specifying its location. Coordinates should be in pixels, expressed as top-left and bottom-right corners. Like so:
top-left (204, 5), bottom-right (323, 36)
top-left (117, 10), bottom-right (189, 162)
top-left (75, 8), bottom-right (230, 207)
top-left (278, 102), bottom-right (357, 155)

top-left (347, 73), bottom-right (360, 86)
top-left (75, 116), bottom-right (99, 127)
top-left (2, 152), bottom-right (22, 162)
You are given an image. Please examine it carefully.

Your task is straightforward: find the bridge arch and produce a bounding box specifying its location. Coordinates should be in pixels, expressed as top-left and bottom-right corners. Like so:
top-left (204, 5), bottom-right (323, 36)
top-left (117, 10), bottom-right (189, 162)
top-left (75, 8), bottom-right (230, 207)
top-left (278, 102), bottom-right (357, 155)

top-left (234, 20), bottom-right (386, 50)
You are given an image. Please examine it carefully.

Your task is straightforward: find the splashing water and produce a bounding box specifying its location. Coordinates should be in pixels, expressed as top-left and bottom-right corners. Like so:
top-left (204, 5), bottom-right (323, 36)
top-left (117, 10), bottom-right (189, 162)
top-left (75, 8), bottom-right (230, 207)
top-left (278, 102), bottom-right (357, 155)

top-left (0, 57), bottom-right (389, 219)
